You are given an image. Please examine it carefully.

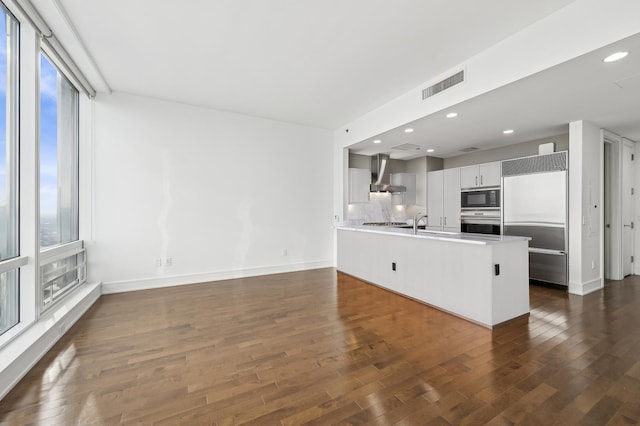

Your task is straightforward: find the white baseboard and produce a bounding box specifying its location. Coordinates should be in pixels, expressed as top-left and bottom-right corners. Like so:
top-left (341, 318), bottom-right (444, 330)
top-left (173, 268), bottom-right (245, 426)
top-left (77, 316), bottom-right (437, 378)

top-left (101, 260), bottom-right (334, 294)
top-left (0, 282), bottom-right (102, 401)
top-left (568, 277), bottom-right (603, 295)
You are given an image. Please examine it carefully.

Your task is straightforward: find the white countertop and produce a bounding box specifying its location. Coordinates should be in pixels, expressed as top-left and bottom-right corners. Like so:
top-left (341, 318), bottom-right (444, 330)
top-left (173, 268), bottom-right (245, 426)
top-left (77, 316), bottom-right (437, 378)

top-left (336, 224), bottom-right (530, 245)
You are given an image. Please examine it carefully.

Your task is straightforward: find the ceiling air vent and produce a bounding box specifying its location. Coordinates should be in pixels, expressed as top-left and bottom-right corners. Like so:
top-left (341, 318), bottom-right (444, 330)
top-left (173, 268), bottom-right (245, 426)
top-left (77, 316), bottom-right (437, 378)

top-left (422, 70), bottom-right (464, 100)
top-left (392, 143), bottom-right (422, 151)
top-left (460, 147), bottom-right (479, 153)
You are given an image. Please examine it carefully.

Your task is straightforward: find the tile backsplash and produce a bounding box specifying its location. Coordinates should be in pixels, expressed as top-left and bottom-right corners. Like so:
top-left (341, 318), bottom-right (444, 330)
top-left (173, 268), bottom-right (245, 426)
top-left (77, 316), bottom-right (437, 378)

top-left (346, 193), bottom-right (408, 224)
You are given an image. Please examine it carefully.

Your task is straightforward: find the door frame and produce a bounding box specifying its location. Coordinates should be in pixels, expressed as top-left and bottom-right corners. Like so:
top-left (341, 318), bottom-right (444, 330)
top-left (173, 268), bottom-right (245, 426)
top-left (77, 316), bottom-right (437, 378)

top-left (601, 130), bottom-right (623, 281)
top-left (622, 138), bottom-right (636, 276)
top-left (600, 129), bottom-right (624, 285)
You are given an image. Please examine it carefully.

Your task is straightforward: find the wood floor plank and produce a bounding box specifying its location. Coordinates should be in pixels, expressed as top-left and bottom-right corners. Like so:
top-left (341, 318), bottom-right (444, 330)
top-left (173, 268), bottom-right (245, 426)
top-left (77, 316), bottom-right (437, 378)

top-left (2, 268), bottom-right (640, 424)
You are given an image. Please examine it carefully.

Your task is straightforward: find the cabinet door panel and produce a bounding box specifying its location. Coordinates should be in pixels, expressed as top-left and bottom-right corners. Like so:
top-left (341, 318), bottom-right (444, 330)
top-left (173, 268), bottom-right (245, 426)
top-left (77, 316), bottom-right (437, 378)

top-left (443, 168), bottom-right (461, 230)
top-left (349, 168), bottom-right (370, 203)
top-left (427, 170), bottom-right (443, 227)
top-left (479, 162), bottom-right (501, 187)
top-left (460, 165), bottom-right (478, 189)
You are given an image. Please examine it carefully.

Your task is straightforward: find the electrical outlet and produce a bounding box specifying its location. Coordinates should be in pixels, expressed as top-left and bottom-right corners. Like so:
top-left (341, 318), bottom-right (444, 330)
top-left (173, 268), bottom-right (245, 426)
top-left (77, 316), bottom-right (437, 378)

top-left (155, 258), bottom-right (162, 267)
top-left (166, 258), bottom-right (173, 266)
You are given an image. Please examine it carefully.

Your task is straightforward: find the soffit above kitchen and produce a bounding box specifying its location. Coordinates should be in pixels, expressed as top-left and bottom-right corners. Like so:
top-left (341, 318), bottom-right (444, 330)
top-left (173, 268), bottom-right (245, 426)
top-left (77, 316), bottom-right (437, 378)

top-left (32, 0), bottom-right (576, 129)
top-left (348, 31), bottom-right (640, 159)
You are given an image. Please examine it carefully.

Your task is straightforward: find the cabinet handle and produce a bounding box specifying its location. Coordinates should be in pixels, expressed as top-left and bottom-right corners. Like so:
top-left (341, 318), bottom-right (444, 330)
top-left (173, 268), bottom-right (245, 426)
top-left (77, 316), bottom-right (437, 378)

top-left (480, 175), bottom-right (483, 185)
top-left (475, 176), bottom-right (478, 186)
top-left (444, 217), bottom-right (447, 226)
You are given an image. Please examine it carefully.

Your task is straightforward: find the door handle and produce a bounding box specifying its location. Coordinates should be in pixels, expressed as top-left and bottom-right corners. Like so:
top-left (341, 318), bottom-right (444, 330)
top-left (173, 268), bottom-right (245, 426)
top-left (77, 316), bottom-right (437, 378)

top-left (624, 224), bottom-right (632, 228)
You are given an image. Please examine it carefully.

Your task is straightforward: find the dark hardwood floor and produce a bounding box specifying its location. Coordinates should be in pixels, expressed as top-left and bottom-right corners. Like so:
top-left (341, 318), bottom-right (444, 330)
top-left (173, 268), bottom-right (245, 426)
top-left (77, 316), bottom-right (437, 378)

top-left (1, 268), bottom-right (640, 425)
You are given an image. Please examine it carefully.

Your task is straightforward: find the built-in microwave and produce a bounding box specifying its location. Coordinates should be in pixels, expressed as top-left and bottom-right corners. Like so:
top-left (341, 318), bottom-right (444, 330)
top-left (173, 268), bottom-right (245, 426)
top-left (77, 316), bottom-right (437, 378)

top-left (461, 188), bottom-right (500, 209)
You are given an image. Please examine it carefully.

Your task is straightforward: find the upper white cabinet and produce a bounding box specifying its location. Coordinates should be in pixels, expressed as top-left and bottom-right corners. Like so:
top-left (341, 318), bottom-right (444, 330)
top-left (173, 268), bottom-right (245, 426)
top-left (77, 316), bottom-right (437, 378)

top-left (391, 173), bottom-right (416, 205)
top-left (427, 168), bottom-right (461, 231)
top-left (460, 161), bottom-right (501, 188)
top-left (348, 168), bottom-right (370, 204)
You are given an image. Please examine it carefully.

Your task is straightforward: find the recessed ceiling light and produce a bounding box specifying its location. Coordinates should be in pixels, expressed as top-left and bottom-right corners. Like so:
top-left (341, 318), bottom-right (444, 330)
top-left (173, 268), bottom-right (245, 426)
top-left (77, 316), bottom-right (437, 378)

top-left (603, 51), bottom-right (629, 63)
top-left (427, 149), bottom-right (435, 153)
top-left (503, 129), bottom-right (514, 135)
top-left (446, 112), bottom-right (458, 118)
top-left (404, 128), bottom-right (414, 133)
top-left (373, 139), bottom-right (381, 144)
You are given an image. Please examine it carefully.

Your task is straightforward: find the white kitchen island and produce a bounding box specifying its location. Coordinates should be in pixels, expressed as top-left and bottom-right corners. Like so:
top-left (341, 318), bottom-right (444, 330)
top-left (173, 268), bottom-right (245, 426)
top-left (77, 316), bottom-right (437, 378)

top-left (337, 225), bottom-right (531, 328)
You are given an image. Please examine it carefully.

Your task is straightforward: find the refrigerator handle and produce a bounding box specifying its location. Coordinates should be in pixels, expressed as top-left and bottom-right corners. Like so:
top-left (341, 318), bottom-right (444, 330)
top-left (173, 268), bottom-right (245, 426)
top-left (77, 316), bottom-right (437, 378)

top-left (529, 247), bottom-right (567, 256)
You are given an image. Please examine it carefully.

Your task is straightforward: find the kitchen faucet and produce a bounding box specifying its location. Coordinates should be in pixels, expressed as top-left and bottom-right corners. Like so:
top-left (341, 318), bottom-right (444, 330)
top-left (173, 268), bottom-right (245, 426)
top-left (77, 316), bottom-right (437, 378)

top-left (413, 212), bottom-right (428, 234)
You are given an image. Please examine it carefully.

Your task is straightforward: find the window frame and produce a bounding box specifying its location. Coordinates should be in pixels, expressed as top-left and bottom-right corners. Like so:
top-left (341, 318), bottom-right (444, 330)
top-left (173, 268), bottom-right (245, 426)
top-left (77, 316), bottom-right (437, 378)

top-left (37, 46), bottom-right (83, 314)
top-left (38, 49), bottom-right (80, 249)
top-left (0, 3), bottom-right (22, 340)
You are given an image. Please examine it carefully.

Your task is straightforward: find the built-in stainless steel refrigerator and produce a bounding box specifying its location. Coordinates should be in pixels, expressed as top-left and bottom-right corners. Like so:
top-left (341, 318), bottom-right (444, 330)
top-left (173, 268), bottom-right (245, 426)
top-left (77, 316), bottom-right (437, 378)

top-left (502, 152), bottom-right (568, 286)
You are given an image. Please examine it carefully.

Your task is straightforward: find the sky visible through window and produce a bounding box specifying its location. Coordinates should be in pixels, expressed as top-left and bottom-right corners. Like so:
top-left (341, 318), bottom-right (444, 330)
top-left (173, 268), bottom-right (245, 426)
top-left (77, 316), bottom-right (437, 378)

top-left (40, 54), bottom-right (58, 217)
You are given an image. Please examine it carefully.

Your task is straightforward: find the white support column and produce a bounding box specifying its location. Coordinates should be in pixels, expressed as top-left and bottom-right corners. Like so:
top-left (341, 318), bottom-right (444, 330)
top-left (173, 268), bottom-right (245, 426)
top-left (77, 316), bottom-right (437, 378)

top-left (569, 120), bottom-right (604, 295)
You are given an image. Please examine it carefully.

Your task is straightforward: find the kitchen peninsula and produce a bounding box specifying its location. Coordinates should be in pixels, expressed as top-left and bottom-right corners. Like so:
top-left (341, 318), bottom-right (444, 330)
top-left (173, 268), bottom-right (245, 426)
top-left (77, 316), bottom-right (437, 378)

top-left (337, 225), bottom-right (531, 328)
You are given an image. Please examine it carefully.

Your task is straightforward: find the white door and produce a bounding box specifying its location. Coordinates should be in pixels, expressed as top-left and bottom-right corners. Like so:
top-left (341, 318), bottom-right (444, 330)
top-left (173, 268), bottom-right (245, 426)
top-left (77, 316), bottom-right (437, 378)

top-left (622, 141), bottom-right (635, 276)
top-left (604, 143), bottom-right (613, 279)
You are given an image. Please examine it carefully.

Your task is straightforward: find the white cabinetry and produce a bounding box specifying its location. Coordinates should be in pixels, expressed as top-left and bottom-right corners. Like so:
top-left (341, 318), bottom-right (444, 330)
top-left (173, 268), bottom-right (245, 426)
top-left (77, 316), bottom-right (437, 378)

top-left (427, 168), bottom-right (461, 231)
top-left (460, 161), bottom-right (501, 188)
top-left (348, 168), bottom-right (370, 204)
top-left (391, 173), bottom-right (416, 205)
top-left (427, 170), bottom-right (443, 228)
top-left (337, 228), bottom-right (530, 327)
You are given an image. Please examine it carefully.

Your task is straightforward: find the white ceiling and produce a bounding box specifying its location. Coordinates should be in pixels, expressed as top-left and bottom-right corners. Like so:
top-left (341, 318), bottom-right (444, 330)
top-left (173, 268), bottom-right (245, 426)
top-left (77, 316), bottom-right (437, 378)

top-left (56, 0), bottom-right (577, 129)
top-left (349, 31), bottom-right (640, 159)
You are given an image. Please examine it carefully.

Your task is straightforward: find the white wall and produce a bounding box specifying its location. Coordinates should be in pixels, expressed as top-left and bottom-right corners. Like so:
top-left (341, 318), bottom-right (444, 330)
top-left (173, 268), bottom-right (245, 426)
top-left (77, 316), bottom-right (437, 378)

top-left (92, 93), bottom-right (334, 292)
top-left (569, 121), bottom-right (602, 295)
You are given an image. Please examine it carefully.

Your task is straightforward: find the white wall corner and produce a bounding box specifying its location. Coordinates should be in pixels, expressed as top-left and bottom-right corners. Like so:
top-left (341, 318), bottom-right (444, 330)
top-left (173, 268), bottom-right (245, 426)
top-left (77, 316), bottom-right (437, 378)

top-left (569, 120), bottom-right (603, 294)
top-left (568, 121), bottom-right (585, 287)
top-left (569, 277), bottom-right (603, 296)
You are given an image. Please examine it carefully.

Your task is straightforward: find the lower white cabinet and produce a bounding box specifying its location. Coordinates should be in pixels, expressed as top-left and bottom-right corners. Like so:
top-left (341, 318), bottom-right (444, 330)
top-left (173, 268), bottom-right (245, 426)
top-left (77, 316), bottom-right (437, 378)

top-left (336, 228), bottom-right (530, 327)
top-left (427, 168), bottom-right (461, 231)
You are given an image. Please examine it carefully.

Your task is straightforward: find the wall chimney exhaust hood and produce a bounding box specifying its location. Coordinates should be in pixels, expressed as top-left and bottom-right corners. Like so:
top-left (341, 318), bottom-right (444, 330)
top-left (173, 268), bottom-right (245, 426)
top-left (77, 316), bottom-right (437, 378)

top-left (370, 154), bottom-right (406, 192)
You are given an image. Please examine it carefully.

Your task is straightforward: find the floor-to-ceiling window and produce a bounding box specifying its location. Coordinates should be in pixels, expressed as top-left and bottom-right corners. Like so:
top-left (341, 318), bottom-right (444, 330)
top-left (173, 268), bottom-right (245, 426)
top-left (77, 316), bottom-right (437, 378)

top-left (39, 53), bottom-right (84, 310)
top-left (0, 5), bottom-right (20, 337)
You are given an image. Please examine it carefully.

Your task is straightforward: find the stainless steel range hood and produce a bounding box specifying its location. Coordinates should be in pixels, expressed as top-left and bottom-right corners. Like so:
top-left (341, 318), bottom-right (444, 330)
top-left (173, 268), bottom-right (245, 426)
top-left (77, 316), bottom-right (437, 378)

top-left (370, 154), bottom-right (406, 192)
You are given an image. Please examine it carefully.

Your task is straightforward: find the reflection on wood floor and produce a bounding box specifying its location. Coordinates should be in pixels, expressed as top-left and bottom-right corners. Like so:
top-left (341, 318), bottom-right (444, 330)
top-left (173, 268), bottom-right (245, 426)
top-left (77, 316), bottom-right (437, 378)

top-left (1, 268), bottom-right (640, 424)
